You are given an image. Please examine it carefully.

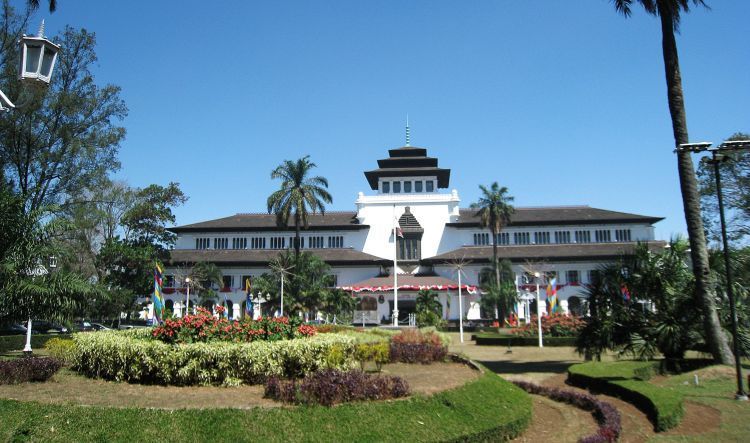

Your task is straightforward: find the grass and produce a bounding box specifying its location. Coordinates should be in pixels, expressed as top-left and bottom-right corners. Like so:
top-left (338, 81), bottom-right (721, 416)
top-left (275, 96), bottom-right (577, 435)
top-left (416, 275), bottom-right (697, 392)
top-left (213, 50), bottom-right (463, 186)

top-left (649, 365), bottom-right (750, 442)
top-left (568, 361), bottom-right (684, 431)
top-left (0, 369), bottom-right (531, 442)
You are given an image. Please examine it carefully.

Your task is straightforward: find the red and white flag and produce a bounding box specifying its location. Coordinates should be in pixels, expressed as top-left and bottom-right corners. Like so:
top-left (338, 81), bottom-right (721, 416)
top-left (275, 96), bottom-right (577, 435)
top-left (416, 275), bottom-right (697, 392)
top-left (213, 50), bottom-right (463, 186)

top-left (394, 226), bottom-right (404, 238)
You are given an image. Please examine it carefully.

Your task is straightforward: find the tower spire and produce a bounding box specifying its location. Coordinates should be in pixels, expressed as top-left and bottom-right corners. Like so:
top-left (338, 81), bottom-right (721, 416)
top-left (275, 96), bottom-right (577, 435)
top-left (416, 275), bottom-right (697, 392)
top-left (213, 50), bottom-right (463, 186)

top-left (405, 114), bottom-right (410, 147)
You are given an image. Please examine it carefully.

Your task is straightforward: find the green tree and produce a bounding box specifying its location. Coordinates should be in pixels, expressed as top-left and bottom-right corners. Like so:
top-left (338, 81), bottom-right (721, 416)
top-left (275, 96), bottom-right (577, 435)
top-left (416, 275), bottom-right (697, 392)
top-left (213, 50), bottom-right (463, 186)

top-left (190, 261), bottom-right (223, 306)
top-left (470, 182), bottom-right (514, 307)
top-left (267, 156), bottom-right (332, 259)
top-left (697, 132), bottom-right (750, 244)
top-left (0, 182), bottom-right (97, 328)
top-left (479, 259), bottom-right (517, 321)
top-left (319, 288), bottom-right (356, 323)
top-left (0, 22), bottom-right (127, 213)
top-left (416, 289), bottom-right (444, 327)
top-left (613, 0), bottom-right (733, 364)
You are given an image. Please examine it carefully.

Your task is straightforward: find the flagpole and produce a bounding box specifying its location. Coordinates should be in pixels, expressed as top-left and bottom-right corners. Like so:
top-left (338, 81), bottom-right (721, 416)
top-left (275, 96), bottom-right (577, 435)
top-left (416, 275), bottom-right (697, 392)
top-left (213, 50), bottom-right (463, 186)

top-left (393, 204), bottom-right (399, 327)
top-left (458, 268), bottom-right (464, 343)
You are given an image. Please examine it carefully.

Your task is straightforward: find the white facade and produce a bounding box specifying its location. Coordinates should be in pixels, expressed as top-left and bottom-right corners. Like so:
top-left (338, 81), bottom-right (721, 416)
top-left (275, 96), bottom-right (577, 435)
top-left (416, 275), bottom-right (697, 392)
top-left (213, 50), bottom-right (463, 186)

top-left (161, 145), bottom-right (663, 323)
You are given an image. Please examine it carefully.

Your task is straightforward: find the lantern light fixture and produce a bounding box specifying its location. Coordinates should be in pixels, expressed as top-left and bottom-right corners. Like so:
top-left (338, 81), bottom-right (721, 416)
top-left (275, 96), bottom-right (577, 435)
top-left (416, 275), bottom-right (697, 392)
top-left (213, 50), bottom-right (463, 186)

top-left (19, 20), bottom-right (60, 84)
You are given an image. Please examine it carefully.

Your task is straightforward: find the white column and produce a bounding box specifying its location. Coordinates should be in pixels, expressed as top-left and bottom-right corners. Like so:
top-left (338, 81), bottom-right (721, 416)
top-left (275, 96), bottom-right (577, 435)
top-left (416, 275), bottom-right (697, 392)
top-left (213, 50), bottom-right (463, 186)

top-left (233, 302), bottom-right (241, 320)
top-left (174, 301), bottom-right (182, 318)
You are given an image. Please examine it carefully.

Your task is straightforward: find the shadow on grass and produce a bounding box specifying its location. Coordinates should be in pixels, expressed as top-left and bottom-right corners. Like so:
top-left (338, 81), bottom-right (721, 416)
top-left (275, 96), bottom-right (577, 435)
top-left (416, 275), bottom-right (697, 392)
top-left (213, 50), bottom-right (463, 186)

top-left (478, 359), bottom-right (577, 375)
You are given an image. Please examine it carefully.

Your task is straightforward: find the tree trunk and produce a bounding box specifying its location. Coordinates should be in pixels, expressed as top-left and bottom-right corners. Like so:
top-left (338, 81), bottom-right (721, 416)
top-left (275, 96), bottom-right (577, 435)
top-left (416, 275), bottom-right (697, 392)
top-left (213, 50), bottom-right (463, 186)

top-left (491, 221), bottom-right (500, 320)
top-left (294, 212), bottom-right (301, 259)
top-left (658, 6), bottom-right (733, 364)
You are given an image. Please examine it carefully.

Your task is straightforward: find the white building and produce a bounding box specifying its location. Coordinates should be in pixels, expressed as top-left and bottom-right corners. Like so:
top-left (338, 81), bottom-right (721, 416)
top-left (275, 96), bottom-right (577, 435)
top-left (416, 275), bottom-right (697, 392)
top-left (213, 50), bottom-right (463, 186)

top-left (163, 144), bottom-right (664, 323)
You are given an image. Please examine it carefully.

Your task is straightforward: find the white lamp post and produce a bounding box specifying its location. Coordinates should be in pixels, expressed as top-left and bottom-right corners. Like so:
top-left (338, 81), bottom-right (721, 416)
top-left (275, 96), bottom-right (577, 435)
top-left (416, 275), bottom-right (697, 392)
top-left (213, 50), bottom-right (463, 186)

top-left (534, 272), bottom-right (544, 348)
top-left (184, 277), bottom-right (191, 316)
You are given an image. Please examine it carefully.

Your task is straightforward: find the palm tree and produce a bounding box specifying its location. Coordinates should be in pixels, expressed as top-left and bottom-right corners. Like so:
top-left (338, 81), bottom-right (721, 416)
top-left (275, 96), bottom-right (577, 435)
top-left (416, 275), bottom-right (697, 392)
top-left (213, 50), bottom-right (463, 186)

top-left (612, 0), bottom-right (733, 364)
top-left (190, 261), bottom-right (223, 306)
top-left (267, 156), bottom-right (332, 258)
top-left (470, 183), bottom-right (515, 297)
top-left (27, 0), bottom-right (56, 12)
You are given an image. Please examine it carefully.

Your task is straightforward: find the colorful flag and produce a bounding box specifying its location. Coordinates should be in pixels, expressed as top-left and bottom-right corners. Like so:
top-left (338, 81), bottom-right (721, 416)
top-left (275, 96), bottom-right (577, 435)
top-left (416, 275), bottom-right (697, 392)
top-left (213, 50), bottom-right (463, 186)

top-left (153, 263), bottom-right (165, 323)
top-left (547, 277), bottom-right (559, 314)
top-left (621, 284), bottom-right (631, 302)
top-left (245, 277), bottom-right (253, 317)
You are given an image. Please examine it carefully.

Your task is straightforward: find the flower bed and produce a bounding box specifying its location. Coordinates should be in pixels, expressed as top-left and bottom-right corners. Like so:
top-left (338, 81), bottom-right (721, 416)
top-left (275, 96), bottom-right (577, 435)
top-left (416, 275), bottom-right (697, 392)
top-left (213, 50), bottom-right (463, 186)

top-left (511, 313), bottom-right (585, 337)
top-left (512, 380), bottom-right (621, 443)
top-left (389, 329), bottom-right (447, 364)
top-left (71, 329), bottom-right (357, 386)
top-left (264, 368), bottom-right (410, 406)
top-left (152, 307), bottom-right (315, 344)
top-left (0, 357), bottom-right (62, 384)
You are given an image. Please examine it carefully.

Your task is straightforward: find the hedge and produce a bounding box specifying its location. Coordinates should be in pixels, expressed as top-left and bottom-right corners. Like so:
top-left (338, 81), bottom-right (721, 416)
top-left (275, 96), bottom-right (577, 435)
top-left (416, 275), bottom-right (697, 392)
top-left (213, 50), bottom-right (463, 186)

top-left (567, 361), bottom-right (684, 432)
top-left (71, 330), bottom-right (359, 386)
top-left (0, 334), bottom-right (71, 353)
top-left (474, 334), bottom-right (576, 347)
top-left (0, 368), bottom-right (532, 442)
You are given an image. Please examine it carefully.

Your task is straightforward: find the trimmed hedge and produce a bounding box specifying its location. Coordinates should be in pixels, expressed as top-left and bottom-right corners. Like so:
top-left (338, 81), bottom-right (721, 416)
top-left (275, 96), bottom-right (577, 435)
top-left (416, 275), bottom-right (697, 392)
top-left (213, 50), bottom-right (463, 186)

top-left (71, 330), bottom-right (359, 386)
top-left (474, 334), bottom-right (576, 347)
top-left (0, 357), bottom-right (63, 384)
top-left (567, 361), bottom-right (684, 432)
top-left (0, 368), bottom-right (531, 442)
top-left (0, 334), bottom-right (71, 353)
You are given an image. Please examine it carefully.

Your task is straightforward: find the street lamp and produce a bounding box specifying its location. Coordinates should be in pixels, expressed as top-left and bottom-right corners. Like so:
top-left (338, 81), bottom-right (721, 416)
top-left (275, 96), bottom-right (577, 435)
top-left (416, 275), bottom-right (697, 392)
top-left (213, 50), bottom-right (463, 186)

top-left (0, 21), bottom-right (60, 111)
top-left (534, 272), bottom-right (544, 348)
top-left (677, 140), bottom-right (750, 401)
top-left (184, 277), bottom-right (191, 316)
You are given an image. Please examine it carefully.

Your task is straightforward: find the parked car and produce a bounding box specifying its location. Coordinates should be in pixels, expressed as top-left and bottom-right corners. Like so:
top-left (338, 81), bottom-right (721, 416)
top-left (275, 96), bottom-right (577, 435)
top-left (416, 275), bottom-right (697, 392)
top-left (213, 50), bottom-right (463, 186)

top-left (90, 323), bottom-right (111, 331)
top-left (31, 320), bottom-right (68, 334)
top-left (76, 321), bottom-right (94, 332)
top-left (0, 323), bottom-right (27, 336)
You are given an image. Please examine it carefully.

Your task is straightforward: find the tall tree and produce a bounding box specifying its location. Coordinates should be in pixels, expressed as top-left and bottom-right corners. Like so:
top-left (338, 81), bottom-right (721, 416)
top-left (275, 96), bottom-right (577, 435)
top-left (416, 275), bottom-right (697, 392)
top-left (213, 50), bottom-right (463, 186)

top-left (479, 259), bottom-right (518, 321)
top-left (697, 132), bottom-right (750, 244)
top-left (267, 156), bottom-right (332, 258)
top-left (0, 22), bottom-right (127, 212)
top-left (613, 0), bottom-right (733, 364)
top-left (470, 182), bottom-right (514, 305)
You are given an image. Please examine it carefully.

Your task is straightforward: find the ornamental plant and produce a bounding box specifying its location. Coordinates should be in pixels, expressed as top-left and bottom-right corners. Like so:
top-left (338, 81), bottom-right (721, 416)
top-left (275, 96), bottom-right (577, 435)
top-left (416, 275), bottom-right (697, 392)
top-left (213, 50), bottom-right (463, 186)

top-left (0, 357), bottom-right (63, 384)
top-left (390, 329), bottom-right (447, 364)
top-left (151, 307), bottom-right (315, 344)
top-left (511, 313), bottom-right (585, 338)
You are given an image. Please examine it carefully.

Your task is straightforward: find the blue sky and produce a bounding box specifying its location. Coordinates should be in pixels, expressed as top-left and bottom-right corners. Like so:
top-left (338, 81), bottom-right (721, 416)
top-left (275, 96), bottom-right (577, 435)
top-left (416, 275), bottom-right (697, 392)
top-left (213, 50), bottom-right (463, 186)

top-left (39, 0), bottom-right (749, 240)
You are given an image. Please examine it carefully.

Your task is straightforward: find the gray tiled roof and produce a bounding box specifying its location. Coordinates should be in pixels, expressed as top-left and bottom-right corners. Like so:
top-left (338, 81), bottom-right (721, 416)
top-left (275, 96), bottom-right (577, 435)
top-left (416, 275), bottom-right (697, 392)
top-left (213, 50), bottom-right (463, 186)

top-left (450, 206), bottom-right (663, 227)
top-left (169, 211), bottom-right (365, 233)
top-left (421, 241), bottom-right (667, 264)
top-left (167, 248), bottom-right (390, 267)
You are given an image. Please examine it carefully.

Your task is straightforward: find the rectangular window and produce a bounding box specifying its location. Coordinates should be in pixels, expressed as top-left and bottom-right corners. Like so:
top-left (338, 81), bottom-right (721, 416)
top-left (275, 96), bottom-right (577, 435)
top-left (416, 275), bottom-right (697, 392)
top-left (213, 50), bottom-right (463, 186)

top-left (566, 270), bottom-right (580, 285)
top-left (426, 180), bottom-right (434, 192)
top-left (588, 270), bottom-right (602, 285)
top-left (270, 237), bottom-right (286, 249)
top-left (309, 236), bottom-right (324, 248)
top-left (575, 230), bottom-right (591, 243)
top-left (554, 231), bottom-right (571, 244)
top-left (327, 236), bottom-right (343, 248)
top-left (415, 181), bottom-right (423, 192)
top-left (595, 229), bottom-right (611, 243)
top-left (473, 232), bottom-right (489, 246)
top-left (221, 275), bottom-right (233, 289)
top-left (232, 237), bottom-right (247, 249)
top-left (250, 237), bottom-right (266, 249)
top-left (164, 275), bottom-right (175, 288)
top-left (213, 238), bottom-right (228, 249)
top-left (404, 181), bottom-right (412, 193)
top-left (534, 232), bottom-right (550, 244)
top-left (514, 232), bottom-right (530, 245)
top-left (393, 181), bottom-right (401, 193)
top-left (496, 232), bottom-right (510, 245)
top-left (382, 181), bottom-right (390, 193)
top-left (195, 238), bottom-right (210, 249)
top-left (615, 229), bottom-right (632, 242)
top-left (329, 274), bottom-right (338, 287)
top-left (398, 237), bottom-right (421, 260)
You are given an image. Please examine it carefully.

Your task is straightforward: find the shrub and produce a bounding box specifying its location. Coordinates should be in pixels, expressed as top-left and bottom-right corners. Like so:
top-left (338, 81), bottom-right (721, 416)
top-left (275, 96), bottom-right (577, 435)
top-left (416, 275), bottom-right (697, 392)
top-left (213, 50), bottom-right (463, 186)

top-left (151, 309), bottom-right (315, 344)
top-left (511, 313), bottom-right (585, 337)
top-left (512, 380), bottom-right (621, 443)
top-left (354, 341), bottom-right (390, 371)
top-left (390, 329), bottom-right (447, 364)
top-left (45, 337), bottom-right (76, 365)
top-left (264, 368), bottom-right (410, 406)
top-left (315, 324), bottom-right (355, 334)
top-left (71, 330), bottom-right (357, 385)
top-left (0, 357), bottom-right (63, 384)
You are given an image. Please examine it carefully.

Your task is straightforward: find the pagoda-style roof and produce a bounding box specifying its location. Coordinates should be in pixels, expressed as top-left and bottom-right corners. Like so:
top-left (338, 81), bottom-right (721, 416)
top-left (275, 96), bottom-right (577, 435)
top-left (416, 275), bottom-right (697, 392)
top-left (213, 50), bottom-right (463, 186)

top-left (364, 146), bottom-right (450, 190)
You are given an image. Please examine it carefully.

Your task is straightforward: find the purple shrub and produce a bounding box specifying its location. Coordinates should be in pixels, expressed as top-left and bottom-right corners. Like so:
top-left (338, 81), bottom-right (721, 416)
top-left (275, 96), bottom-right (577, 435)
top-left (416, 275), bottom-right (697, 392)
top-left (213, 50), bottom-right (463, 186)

top-left (0, 357), bottom-right (62, 384)
top-left (264, 369), bottom-right (410, 406)
top-left (512, 380), bottom-right (621, 443)
top-left (389, 343), bottom-right (447, 364)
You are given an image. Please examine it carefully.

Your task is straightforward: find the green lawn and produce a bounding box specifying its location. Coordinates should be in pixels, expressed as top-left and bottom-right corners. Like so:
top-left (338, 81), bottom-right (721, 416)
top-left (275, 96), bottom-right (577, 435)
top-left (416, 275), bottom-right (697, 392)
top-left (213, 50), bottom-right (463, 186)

top-left (649, 365), bottom-right (750, 442)
top-left (0, 369), bottom-right (531, 442)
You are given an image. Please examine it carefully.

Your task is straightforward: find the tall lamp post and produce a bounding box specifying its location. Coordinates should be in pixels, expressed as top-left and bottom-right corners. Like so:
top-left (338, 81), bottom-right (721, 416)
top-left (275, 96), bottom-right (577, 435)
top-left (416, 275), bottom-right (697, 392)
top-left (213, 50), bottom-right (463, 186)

top-left (534, 272), bottom-right (544, 348)
top-left (11, 22), bottom-right (60, 355)
top-left (678, 140), bottom-right (750, 401)
top-left (184, 277), bottom-right (191, 316)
